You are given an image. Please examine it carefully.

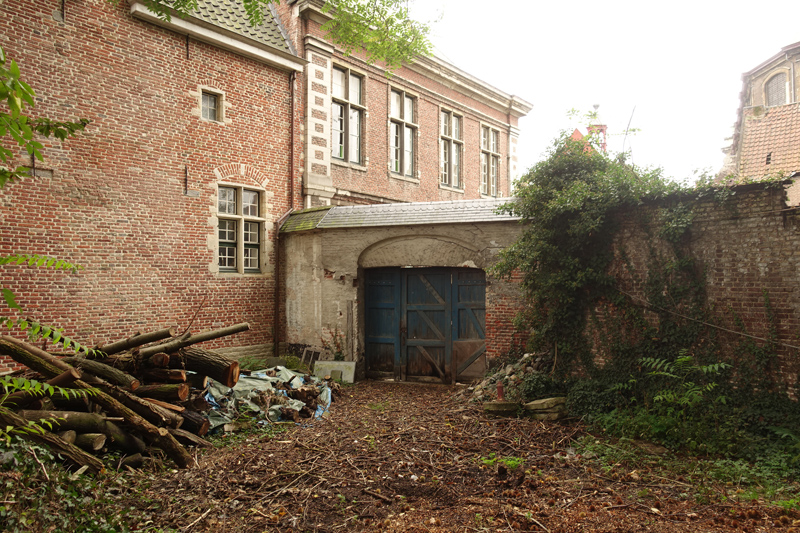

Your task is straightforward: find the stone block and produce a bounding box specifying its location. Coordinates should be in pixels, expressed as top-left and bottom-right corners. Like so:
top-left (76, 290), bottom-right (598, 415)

top-left (313, 361), bottom-right (356, 383)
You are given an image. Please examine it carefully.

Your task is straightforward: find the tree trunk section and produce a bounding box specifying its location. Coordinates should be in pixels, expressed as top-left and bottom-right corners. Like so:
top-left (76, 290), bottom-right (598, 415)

top-left (180, 409), bottom-right (210, 437)
top-left (0, 408), bottom-right (104, 474)
top-left (63, 356), bottom-right (140, 391)
top-left (138, 323), bottom-right (250, 357)
top-left (95, 327), bottom-right (176, 356)
top-left (141, 368), bottom-right (187, 383)
top-left (3, 368), bottom-right (81, 408)
top-left (136, 383), bottom-right (189, 402)
top-left (169, 348), bottom-right (240, 387)
top-left (74, 432), bottom-right (106, 452)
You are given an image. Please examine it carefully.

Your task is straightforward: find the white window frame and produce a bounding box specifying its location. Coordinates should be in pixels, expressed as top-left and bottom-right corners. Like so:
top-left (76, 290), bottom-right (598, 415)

top-left (331, 66), bottom-right (365, 165)
top-left (480, 125), bottom-right (500, 196)
top-left (217, 185), bottom-right (266, 274)
top-left (439, 109), bottom-right (463, 189)
top-left (201, 89), bottom-right (225, 123)
top-left (389, 88), bottom-right (417, 178)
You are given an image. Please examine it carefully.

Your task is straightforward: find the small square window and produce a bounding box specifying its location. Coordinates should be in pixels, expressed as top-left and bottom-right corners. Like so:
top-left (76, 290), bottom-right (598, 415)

top-left (202, 91), bottom-right (220, 121)
top-left (218, 187), bottom-right (236, 214)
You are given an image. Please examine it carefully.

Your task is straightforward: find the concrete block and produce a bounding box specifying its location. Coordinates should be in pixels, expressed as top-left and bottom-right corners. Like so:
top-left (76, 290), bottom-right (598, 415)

top-left (313, 361), bottom-right (356, 383)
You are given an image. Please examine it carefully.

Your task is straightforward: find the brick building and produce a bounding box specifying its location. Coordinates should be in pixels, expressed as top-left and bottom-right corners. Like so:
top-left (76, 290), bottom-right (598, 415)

top-left (274, 0), bottom-right (531, 207)
top-left (1, 0), bottom-right (532, 379)
top-left (720, 40), bottom-right (800, 181)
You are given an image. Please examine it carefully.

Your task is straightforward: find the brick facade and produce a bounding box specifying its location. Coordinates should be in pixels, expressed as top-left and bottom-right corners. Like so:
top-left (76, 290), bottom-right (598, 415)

top-left (0, 0), bottom-right (304, 371)
top-left (601, 184), bottom-right (800, 388)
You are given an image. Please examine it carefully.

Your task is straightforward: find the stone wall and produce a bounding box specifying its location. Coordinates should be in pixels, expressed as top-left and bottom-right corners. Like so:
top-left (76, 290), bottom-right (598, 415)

top-left (282, 221), bottom-right (526, 367)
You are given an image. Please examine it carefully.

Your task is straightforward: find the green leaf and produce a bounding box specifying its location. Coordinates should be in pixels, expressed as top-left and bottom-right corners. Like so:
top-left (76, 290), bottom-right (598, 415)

top-left (2, 288), bottom-right (20, 310)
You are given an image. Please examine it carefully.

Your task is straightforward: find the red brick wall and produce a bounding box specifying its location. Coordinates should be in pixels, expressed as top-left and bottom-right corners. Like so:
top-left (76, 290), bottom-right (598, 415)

top-left (604, 184), bottom-right (800, 388)
top-left (0, 0), bottom-right (300, 370)
top-left (485, 270), bottom-right (527, 362)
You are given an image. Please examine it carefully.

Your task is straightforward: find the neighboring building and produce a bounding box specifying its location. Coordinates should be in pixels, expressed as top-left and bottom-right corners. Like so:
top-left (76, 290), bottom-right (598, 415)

top-left (720, 41), bottom-right (800, 181)
top-left (0, 0), bottom-right (531, 380)
top-left (274, 0), bottom-right (531, 207)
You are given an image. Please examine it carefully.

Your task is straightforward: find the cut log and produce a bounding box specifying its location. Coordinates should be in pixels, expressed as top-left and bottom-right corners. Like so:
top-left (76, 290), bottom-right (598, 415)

top-left (74, 432), bottom-right (106, 452)
top-left (180, 409), bottom-right (210, 437)
top-left (0, 336), bottom-right (193, 468)
top-left (142, 398), bottom-right (185, 413)
top-left (118, 453), bottom-right (144, 470)
top-left (16, 410), bottom-right (146, 454)
top-left (169, 348), bottom-right (240, 387)
top-left (138, 323), bottom-right (250, 357)
top-left (141, 368), bottom-right (187, 383)
top-left (187, 373), bottom-right (209, 390)
top-left (136, 383), bottom-right (189, 402)
top-left (180, 393), bottom-right (210, 412)
top-left (58, 430), bottom-right (77, 444)
top-left (96, 327), bottom-right (177, 356)
top-left (0, 408), bottom-right (104, 474)
top-left (3, 368), bottom-right (81, 408)
top-left (168, 427), bottom-right (213, 448)
top-left (63, 356), bottom-right (140, 391)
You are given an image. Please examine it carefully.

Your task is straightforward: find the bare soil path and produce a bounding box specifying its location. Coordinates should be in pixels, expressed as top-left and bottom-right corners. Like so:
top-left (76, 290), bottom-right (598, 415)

top-left (120, 381), bottom-right (798, 532)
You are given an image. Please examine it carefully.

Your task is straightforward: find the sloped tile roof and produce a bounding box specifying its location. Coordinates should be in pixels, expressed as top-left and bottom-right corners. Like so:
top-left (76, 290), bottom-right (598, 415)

top-left (192, 0), bottom-right (290, 53)
top-left (739, 104), bottom-right (800, 179)
top-left (281, 198), bottom-right (520, 233)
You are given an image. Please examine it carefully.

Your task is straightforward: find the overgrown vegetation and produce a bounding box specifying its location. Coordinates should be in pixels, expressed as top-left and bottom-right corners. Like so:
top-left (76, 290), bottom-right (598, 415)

top-left (493, 131), bottom-right (800, 487)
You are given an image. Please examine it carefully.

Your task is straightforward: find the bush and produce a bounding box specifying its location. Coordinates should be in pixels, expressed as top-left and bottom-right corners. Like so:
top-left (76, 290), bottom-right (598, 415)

top-left (566, 379), bottom-right (616, 417)
top-left (519, 372), bottom-right (565, 402)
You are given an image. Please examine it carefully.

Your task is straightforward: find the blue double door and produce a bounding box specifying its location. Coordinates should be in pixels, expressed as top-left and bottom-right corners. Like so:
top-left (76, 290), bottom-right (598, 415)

top-left (365, 268), bottom-right (486, 383)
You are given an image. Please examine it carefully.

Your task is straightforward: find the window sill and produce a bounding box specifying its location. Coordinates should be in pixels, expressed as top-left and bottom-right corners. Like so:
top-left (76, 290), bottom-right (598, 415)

top-left (480, 194), bottom-right (500, 200)
top-left (332, 160), bottom-right (368, 172)
top-left (201, 118), bottom-right (225, 126)
top-left (389, 173), bottom-right (419, 184)
top-left (439, 183), bottom-right (464, 194)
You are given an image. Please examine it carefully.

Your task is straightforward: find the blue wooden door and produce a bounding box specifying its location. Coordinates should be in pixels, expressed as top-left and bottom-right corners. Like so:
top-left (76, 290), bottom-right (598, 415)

top-left (365, 268), bottom-right (486, 382)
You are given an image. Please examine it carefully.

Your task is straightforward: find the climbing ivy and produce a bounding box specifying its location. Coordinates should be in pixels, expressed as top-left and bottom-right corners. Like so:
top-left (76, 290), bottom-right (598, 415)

top-left (495, 131), bottom-right (800, 466)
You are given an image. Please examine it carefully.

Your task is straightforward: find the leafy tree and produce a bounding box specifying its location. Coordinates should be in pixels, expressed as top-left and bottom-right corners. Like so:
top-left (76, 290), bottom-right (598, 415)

top-left (491, 133), bottom-right (680, 372)
top-left (0, 46), bottom-right (90, 351)
top-left (136, 0), bottom-right (432, 71)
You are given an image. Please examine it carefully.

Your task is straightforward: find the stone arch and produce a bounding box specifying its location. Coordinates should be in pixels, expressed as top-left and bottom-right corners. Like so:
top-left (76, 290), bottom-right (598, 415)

top-left (358, 235), bottom-right (485, 269)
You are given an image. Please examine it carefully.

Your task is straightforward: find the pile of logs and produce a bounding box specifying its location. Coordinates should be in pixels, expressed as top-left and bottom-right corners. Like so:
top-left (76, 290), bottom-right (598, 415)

top-left (0, 323), bottom-right (249, 473)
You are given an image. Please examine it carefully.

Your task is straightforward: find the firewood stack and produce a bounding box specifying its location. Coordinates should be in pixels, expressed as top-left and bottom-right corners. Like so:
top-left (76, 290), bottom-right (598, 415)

top-left (0, 323), bottom-right (250, 473)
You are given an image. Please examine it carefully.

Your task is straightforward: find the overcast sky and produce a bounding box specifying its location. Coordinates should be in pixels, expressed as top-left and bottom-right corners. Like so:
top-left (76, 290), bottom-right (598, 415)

top-left (409, 0), bottom-right (798, 183)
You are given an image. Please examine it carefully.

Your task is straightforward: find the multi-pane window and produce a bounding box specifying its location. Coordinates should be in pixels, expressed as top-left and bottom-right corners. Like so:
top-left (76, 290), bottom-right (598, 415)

top-left (218, 186), bottom-right (264, 273)
top-left (440, 110), bottom-right (462, 188)
top-left (765, 73), bottom-right (787, 107)
top-left (389, 89), bottom-right (416, 177)
top-left (202, 91), bottom-right (220, 121)
top-left (331, 67), bottom-right (364, 164)
top-left (480, 126), bottom-right (500, 196)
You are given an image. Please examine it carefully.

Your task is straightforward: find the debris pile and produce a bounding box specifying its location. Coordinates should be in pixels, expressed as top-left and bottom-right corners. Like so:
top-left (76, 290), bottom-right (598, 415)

top-left (0, 324), bottom-right (336, 473)
top-left (456, 352), bottom-right (552, 403)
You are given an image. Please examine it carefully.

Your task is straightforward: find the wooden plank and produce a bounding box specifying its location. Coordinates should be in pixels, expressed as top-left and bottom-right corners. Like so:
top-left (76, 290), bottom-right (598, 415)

top-left (457, 344), bottom-right (486, 375)
top-left (417, 345), bottom-right (445, 380)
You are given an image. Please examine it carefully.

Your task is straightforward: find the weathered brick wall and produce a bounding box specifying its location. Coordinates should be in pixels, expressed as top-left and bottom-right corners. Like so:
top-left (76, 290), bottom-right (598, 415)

top-left (606, 184), bottom-right (800, 388)
top-left (0, 0), bottom-right (300, 371)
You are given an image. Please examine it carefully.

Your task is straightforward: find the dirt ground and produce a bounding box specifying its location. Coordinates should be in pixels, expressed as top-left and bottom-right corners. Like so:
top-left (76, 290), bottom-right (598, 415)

top-left (120, 381), bottom-right (799, 532)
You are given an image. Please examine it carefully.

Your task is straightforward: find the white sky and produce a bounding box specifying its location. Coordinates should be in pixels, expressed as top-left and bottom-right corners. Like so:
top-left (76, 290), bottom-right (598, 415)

top-left (409, 0), bottom-right (799, 183)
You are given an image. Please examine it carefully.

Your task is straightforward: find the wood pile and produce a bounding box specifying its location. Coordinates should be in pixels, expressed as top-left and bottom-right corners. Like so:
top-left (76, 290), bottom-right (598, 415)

top-left (0, 323), bottom-right (250, 473)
